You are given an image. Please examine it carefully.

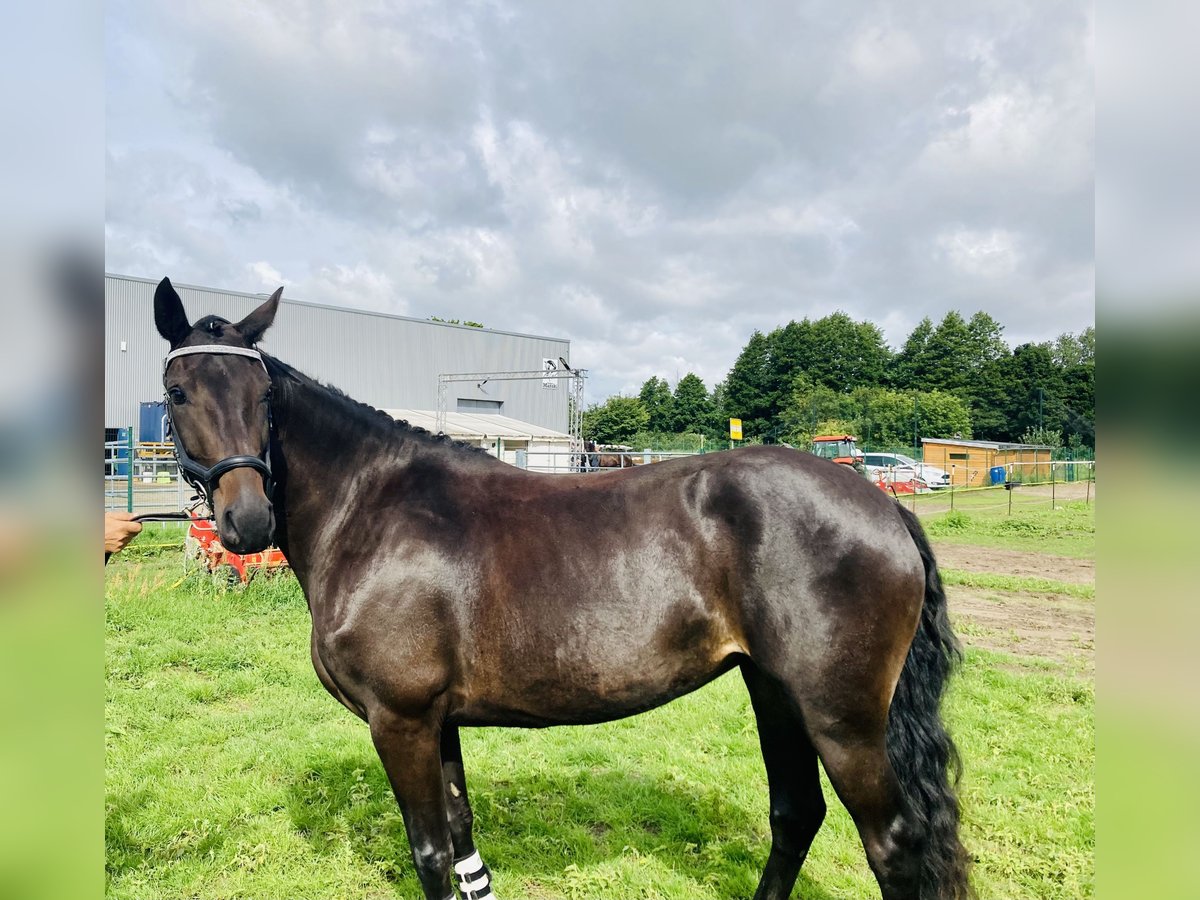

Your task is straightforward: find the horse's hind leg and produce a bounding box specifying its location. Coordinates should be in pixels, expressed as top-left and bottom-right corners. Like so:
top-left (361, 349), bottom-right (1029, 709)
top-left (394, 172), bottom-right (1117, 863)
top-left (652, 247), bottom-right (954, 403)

top-left (807, 724), bottom-right (922, 900)
top-left (441, 725), bottom-right (496, 899)
top-left (742, 664), bottom-right (826, 900)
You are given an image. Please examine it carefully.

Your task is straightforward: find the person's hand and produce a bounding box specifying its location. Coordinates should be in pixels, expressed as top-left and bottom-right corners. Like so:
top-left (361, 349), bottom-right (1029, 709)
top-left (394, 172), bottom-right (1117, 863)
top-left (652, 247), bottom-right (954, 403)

top-left (105, 512), bottom-right (142, 556)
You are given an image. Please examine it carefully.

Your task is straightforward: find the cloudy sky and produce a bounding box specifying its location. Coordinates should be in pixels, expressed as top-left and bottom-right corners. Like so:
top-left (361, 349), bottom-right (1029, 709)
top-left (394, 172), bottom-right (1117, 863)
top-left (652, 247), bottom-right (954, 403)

top-left (106, 1), bottom-right (1093, 401)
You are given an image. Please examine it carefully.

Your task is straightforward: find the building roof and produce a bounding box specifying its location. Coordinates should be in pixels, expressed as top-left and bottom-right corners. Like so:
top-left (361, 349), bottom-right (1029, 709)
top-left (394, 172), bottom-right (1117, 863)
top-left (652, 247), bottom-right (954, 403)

top-left (381, 409), bottom-right (571, 441)
top-left (921, 437), bottom-right (1055, 451)
top-left (106, 272), bottom-right (568, 344)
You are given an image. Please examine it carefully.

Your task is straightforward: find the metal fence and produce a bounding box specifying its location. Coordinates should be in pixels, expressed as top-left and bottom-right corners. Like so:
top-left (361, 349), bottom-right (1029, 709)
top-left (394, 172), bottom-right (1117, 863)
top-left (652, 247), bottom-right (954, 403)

top-left (103, 437), bottom-right (191, 512)
top-left (103, 439), bottom-right (707, 511)
top-left (937, 459), bottom-right (1096, 489)
top-left (892, 460), bottom-right (1096, 516)
top-left (518, 449), bottom-right (701, 474)
top-left (104, 436), bottom-right (1092, 515)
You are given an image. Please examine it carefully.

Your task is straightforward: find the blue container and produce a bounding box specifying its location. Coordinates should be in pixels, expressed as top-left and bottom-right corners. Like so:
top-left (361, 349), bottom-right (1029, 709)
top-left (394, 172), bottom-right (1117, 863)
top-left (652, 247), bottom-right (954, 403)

top-left (139, 400), bottom-right (168, 443)
top-left (114, 427), bottom-right (131, 476)
top-left (989, 465), bottom-right (1006, 485)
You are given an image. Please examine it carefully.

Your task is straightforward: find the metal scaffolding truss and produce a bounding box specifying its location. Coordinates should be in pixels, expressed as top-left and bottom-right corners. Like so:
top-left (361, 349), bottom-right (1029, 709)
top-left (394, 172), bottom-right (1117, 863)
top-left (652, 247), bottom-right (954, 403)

top-left (436, 367), bottom-right (587, 458)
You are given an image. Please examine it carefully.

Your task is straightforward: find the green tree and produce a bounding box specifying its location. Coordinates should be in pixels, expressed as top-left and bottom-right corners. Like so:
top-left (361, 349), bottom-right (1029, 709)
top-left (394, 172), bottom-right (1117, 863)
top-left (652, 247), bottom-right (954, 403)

top-left (889, 311), bottom-right (1012, 440)
top-left (724, 330), bottom-right (774, 438)
top-left (964, 356), bottom-right (1014, 442)
top-left (1019, 425), bottom-right (1063, 448)
top-left (669, 373), bottom-right (715, 434)
top-left (993, 343), bottom-right (1068, 441)
top-left (967, 312), bottom-right (1009, 366)
top-left (762, 319), bottom-right (813, 407)
top-left (805, 312), bottom-right (891, 391)
top-left (708, 380), bottom-right (731, 439)
top-left (959, 312), bottom-right (1012, 440)
top-left (582, 396), bottom-right (650, 444)
top-left (1060, 369), bottom-right (1094, 448)
top-left (769, 313), bottom-right (891, 396)
top-left (780, 374), bottom-right (858, 445)
top-left (919, 311), bottom-right (974, 392)
top-left (638, 376), bottom-right (674, 432)
top-left (1050, 327), bottom-right (1095, 368)
top-left (914, 390), bottom-right (974, 441)
top-left (888, 317), bottom-right (933, 387)
top-left (853, 388), bottom-right (972, 448)
top-left (725, 313), bottom-right (891, 439)
top-left (890, 311), bottom-right (1007, 392)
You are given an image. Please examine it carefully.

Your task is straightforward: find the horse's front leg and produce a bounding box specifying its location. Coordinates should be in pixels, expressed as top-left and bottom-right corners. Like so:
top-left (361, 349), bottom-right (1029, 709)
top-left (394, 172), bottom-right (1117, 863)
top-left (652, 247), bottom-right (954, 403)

top-left (442, 725), bottom-right (496, 899)
top-left (369, 709), bottom-right (456, 900)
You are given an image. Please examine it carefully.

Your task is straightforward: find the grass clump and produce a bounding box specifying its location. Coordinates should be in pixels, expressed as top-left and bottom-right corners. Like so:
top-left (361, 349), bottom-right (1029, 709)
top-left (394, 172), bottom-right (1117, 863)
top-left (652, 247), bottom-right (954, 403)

top-left (925, 502), bottom-right (1094, 557)
top-left (940, 569), bottom-right (1095, 600)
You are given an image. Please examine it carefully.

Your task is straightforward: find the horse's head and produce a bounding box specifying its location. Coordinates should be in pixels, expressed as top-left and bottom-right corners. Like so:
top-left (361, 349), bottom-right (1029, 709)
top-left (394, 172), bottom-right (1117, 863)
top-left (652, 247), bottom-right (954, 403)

top-left (154, 277), bottom-right (281, 553)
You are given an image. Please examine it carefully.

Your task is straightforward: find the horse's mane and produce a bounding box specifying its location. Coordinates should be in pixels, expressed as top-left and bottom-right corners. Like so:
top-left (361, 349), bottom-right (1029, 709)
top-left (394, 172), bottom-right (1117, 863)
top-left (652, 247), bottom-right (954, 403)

top-left (261, 353), bottom-right (489, 457)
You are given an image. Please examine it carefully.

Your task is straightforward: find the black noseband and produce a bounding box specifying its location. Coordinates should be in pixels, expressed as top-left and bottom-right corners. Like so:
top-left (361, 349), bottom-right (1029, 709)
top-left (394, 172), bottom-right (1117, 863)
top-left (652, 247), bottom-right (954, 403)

top-left (167, 413), bottom-right (274, 506)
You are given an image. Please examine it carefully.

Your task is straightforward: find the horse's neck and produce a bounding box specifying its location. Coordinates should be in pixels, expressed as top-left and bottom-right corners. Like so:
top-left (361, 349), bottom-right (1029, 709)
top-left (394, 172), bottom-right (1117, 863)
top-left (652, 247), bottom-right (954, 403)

top-left (267, 370), bottom-right (494, 583)
top-left (269, 375), bottom-right (393, 576)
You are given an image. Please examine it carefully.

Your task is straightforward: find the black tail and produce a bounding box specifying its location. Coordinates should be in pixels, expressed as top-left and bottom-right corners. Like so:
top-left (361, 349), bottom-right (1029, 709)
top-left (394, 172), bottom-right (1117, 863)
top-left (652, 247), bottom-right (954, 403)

top-left (889, 504), bottom-right (972, 899)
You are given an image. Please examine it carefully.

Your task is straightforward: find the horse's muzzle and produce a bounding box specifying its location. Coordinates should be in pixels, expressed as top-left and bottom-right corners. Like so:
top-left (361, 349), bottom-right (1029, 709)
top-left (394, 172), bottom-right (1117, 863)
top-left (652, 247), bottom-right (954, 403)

top-left (219, 498), bottom-right (275, 554)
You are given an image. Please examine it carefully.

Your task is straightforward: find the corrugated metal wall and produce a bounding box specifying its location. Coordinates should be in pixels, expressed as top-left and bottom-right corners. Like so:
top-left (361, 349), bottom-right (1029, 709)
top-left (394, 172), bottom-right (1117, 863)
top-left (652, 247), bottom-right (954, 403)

top-left (106, 274), bottom-right (572, 437)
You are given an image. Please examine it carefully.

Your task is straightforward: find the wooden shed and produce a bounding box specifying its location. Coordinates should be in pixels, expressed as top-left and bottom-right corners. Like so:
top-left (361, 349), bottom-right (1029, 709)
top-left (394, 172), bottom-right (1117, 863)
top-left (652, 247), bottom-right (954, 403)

top-left (920, 438), bottom-right (1056, 486)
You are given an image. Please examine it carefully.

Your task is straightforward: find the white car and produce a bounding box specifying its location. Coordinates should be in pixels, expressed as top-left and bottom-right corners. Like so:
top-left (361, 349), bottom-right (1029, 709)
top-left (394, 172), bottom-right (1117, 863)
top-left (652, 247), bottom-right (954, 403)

top-left (862, 453), bottom-right (951, 490)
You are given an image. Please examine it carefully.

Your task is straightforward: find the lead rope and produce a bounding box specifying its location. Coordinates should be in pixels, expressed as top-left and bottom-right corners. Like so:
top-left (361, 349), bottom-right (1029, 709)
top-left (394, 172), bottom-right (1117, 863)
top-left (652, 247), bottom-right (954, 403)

top-left (104, 502), bottom-right (214, 564)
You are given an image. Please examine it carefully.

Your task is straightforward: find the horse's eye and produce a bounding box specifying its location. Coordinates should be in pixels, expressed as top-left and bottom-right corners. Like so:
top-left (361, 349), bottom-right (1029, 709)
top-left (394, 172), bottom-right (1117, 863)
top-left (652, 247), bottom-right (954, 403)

top-left (167, 387), bottom-right (186, 405)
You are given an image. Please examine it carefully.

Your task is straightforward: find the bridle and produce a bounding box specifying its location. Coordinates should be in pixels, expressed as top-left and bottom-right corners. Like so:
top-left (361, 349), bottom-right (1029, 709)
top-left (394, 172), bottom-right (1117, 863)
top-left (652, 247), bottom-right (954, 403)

top-left (163, 344), bottom-right (275, 509)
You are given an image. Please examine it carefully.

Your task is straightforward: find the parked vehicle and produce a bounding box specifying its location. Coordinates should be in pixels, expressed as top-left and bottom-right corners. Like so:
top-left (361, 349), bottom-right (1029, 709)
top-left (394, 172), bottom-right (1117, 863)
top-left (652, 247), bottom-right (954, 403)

top-left (862, 453), bottom-right (951, 490)
top-left (810, 435), bottom-right (865, 472)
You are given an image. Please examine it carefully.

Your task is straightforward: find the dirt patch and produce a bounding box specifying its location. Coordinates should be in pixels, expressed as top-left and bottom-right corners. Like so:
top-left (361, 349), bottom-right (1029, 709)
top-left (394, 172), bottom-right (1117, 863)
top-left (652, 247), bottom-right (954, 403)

top-left (948, 586), bottom-right (1094, 673)
top-left (932, 543), bottom-right (1094, 584)
top-left (1012, 481), bottom-right (1094, 502)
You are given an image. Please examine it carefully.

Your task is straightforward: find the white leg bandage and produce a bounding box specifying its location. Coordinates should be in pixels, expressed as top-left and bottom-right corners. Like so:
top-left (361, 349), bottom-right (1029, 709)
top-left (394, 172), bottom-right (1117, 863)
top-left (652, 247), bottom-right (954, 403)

top-left (453, 850), bottom-right (494, 899)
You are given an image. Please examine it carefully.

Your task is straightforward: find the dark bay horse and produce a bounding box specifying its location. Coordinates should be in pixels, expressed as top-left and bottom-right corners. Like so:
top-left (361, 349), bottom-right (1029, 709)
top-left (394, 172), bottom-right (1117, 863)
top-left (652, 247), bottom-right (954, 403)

top-left (153, 278), bottom-right (970, 900)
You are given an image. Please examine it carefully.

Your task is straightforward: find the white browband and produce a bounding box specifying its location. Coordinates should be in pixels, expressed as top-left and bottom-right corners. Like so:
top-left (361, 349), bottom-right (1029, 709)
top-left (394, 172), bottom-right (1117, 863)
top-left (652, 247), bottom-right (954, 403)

top-left (163, 344), bottom-right (268, 375)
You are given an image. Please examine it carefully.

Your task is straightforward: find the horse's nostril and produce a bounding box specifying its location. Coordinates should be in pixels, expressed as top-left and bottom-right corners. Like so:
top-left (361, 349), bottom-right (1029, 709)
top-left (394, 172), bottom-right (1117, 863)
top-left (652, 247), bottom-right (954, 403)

top-left (221, 510), bottom-right (240, 543)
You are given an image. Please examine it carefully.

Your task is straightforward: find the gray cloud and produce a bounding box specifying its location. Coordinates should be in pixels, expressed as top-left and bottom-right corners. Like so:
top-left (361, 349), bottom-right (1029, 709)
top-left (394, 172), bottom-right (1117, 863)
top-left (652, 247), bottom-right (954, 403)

top-left (107, 0), bottom-right (1093, 400)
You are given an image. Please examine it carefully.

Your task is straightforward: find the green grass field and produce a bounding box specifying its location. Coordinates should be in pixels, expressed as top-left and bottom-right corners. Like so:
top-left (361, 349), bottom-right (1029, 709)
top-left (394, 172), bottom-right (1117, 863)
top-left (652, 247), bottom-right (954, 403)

top-left (919, 497), bottom-right (1096, 558)
top-left (106, 533), bottom-right (1094, 899)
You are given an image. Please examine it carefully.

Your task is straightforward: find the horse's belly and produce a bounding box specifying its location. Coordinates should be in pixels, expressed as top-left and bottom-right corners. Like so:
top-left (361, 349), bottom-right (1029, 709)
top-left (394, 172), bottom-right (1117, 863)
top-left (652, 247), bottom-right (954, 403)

top-left (452, 637), bottom-right (744, 727)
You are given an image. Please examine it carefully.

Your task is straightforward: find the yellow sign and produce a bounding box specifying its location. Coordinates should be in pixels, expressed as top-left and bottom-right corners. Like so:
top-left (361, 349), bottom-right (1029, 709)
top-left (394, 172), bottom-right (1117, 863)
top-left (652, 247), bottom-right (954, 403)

top-left (729, 418), bottom-right (743, 440)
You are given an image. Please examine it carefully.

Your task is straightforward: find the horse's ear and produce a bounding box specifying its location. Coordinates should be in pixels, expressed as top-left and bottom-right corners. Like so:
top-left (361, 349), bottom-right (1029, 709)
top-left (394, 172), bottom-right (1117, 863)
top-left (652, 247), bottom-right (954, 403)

top-left (154, 277), bottom-right (192, 346)
top-left (235, 286), bottom-right (282, 344)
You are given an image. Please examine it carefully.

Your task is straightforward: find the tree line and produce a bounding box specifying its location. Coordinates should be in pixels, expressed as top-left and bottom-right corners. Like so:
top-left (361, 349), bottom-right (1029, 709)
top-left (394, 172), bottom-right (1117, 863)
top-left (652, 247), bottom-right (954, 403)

top-left (582, 311), bottom-right (1094, 454)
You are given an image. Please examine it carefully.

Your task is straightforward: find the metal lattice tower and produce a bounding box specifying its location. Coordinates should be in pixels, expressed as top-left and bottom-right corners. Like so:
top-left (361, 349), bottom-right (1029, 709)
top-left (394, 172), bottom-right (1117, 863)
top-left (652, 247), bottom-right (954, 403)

top-left (436, 367), bottom-right (587, 458)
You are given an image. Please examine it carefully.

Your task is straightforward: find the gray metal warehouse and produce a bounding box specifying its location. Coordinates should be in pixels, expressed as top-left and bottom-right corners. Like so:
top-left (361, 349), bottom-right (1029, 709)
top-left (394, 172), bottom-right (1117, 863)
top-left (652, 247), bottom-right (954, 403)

top-left (105, 274), bottom-right (574, 440)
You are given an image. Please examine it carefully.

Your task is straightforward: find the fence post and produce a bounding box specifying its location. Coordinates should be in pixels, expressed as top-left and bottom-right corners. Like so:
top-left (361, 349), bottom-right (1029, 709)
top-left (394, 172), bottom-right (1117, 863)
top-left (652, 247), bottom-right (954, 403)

top-left (1051, 462), bottom-right (1056, 510)
top-left (950, 466), bottom-right (955, 511)
top-left (1086, 463), bottom-right (1092, 506)
top-left (126, 427), bottom-right (135, 513)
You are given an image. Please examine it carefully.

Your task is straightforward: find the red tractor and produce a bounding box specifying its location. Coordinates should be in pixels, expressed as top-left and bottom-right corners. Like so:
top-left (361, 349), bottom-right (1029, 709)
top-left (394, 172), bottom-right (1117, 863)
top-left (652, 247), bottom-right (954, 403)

top-left (809, 435), bottom-right (919, 496)
top-left (810, 434), bottom-right (864, 469)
